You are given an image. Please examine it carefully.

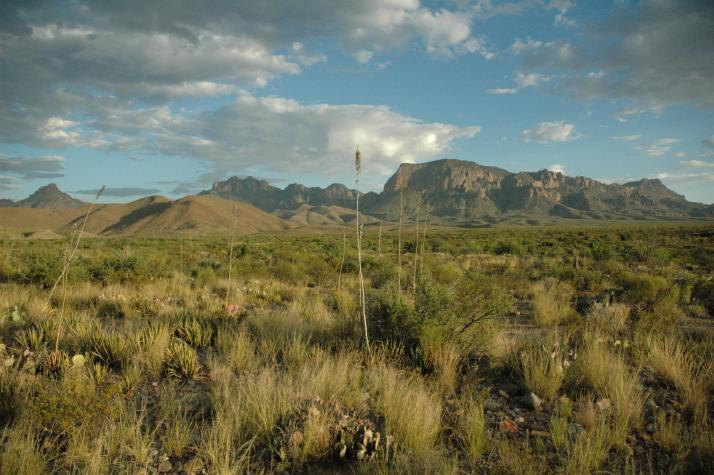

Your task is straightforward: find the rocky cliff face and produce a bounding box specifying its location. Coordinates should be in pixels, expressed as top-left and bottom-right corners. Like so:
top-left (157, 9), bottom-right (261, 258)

top-left (204, 177), bottom-right (358, 211)
top-left (200, 160), bottom-right (714, 223)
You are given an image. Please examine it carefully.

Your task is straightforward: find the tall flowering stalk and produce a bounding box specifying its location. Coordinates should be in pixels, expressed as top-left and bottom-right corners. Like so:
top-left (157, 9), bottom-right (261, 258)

top-left (355, 147), bottom-right (370, 352)
top-left (413, 192), bottom-right (420, 293)
top-left (397, 174), bottom-right (404, 295)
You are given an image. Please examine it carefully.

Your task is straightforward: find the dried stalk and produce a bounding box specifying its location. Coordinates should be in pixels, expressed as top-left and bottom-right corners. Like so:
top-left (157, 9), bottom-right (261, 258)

top-left (46, 185), bottom-right (105, 306)
top-left (420, 202), bottom-right (429, 274)
top-left (337, 228), bottom-right (346, 292)
top-left (355, 146), bottom-right (370, 352)
top-left (378, 220), bottom-right (382, 257)
top-left (413, 192), bottom-right (420, 293)
top-left (225, 205), bottom-right (237, 309)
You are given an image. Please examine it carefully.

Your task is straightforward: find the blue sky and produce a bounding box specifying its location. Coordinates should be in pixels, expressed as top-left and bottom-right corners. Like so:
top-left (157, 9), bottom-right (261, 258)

top-left (1, 0), bottom-right (713, 203)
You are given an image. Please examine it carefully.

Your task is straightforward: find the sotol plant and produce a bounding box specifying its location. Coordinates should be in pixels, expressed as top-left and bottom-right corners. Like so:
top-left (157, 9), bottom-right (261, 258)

top-left (355, 146), bottom-right (370, 352)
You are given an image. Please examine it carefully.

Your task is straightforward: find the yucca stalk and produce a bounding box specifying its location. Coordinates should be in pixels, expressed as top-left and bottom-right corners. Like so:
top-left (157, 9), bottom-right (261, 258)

top-left (420, 202), bottom-right (429, 274)
top-left (225, 205), bottom-right (237, 309)
top-left (337, 228), bottom-right (346, 292)
top-left (355, 146), bottom-right (370, 352)
top-left (412, 192), bottom-right (420, 293)
top-left (397, 175), bottom-right (404, 295)
top-left (378, 220), bottom-right (382, 257)
top-left (47, 185), bottom-right (105, 306)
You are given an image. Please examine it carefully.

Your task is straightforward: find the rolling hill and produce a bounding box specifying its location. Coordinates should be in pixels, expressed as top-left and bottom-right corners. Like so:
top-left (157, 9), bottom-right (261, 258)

top-left (0, 191), bottom-right (292, 236)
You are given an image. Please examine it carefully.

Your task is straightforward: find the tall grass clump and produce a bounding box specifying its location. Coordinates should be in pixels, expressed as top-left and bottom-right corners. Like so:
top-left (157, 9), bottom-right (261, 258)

top-left (519, 334), bottom-right (566, 399)
top-left (458, 398), bottom-right (488, 462)
top-left (647, 335), bottom-right (708, 420)
top-left (0, 427), bottom-right (46, 475)
top-left (529, 278), bottom-right (573, 327)
top-left (563, 420), bottom-right (613, 473)
top-left (587, 302), bottom-right (630, 334)
top-left (369, 365), bottom-right (442, 459)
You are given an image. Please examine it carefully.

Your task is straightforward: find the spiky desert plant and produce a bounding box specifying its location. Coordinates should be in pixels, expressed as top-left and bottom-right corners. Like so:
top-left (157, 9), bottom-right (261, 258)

top-left (354, 146), bottom-right (370, 352)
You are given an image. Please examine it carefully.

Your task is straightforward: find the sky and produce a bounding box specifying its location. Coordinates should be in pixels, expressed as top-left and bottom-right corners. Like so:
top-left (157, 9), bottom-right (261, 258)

top-left (0, 0), bottom-right (713, 203)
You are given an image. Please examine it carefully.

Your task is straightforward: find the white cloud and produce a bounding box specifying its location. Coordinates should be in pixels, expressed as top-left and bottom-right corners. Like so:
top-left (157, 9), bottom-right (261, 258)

top-left (513, 1), bottom-right (714, 109)
top-left (634, 138), bottom-right (680, 157)
top-left (486, 88), bottom-right (518, 95)
top-left (355, 50), bottom-right (374, 63)
top-left (656, 171), bottom-right (714, 186)
top-left (515, 72), bottom-right (550, 88)
top-left (522, 121), bottom-right (580, 143)
top-left (487, 71), bottom-right (550, 95)
top-left (460, 37), bottom-right (496, 59)
top-left (548, 163), bottom-right (566, 174)
top-left (654, 138), bottom-right (680, 146)
top-left (611, 134), bottom-right (642, 142)
top-left (681, 160), bottom-right (714, 168)
top-left (0, 154), bottom-right (65, 179)
top-left (674, 152), bottom-right (686, 158)
top-left (0, 176), bottom-right (22, 191)
top-left (73, 93), bottom-right (480, 180)
top-left (511, 38), bottom-right (543, 54)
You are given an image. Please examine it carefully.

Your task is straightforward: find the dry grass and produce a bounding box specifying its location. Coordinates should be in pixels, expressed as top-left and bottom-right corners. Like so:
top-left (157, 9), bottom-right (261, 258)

top-left (369, 365), bottom-right (442, 459)
top-left (647, 335), bottom-right (709, 420)
top-left (458, 398), bottom-right (488, 462)
top-left (519, 333), bottom-right (567, 400)
top-left (587, 302), bottom-right (630, 334)
top-left (563, 420), bottom-right (612, 473)
top-left (529, 278), bottom-right (574, 327)
top-left (427, 342), bottom-right (461, 395)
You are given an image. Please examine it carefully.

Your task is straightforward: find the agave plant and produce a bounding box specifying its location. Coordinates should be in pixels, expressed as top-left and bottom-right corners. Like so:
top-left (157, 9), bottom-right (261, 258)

top-left (166, 340), bottom-right (201, 381)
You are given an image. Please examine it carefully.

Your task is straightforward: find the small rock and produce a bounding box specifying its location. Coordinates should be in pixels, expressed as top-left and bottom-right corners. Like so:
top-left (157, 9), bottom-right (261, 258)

top-left (596, 398), bottom-right (611, 412)
top-left (523, 392), bottom-right (543, 411)
top-left (498, 389), bottom-right (510, 399)
top-left (157, 461), bottom-right (172, 473)
top-left (499, 418), bottom-right (518, 434)
top-left (515, 416), bottom-right (525, 424)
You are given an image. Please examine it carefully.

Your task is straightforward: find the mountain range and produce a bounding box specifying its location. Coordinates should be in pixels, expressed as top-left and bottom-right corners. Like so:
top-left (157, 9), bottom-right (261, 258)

top-left (203, 159), bottom-right (714, 224)
top-left (1, 159), bottom-right (712, 236)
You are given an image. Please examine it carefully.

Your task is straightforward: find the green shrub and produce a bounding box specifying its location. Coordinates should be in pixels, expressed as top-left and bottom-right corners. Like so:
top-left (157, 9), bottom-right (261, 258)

top-left (618, 272), bottom-right (668, 306)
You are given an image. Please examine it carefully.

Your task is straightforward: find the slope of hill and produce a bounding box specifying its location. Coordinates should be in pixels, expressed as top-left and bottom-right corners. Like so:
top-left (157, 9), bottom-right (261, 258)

top-left (101, 195), bottom-right (292, 235)
top-left (10, 183), bottom-right (85, 209)
top-left (0, 190), bottom-right (292, 236)
top-left (275, 204), bottom-right (379, 226)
